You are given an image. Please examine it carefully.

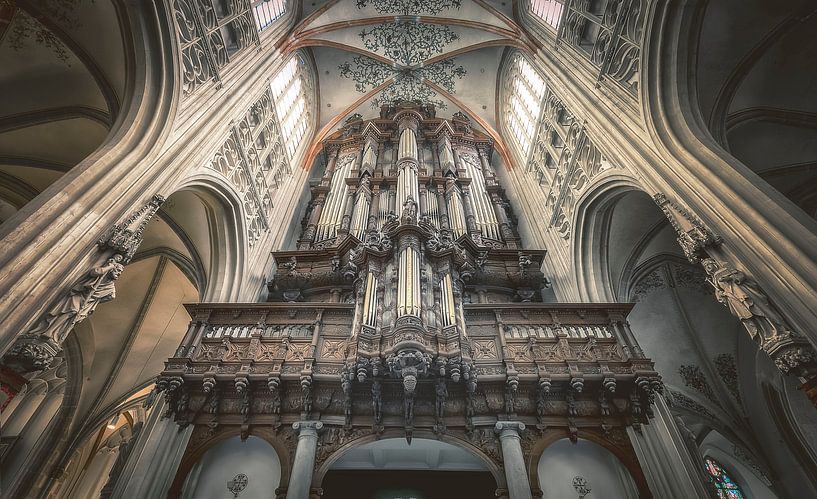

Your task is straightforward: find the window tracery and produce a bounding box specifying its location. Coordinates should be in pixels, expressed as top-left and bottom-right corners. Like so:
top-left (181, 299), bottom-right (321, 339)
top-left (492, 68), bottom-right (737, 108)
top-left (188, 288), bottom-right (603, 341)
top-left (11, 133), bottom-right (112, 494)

top-left (502, 53), bottom-right (546, 160)
top-left (252, 0), bottom-right (287, 31)
top-left (529, 0), bottom-right (564, 29)
top-left (704, 457), bottom-right (745, 499)
top-left (174, 0), bottom-right (259, 96)
top-left (557, 0), bottom-right (645, 95)
top-left (270, 55), bottom-right (315, 160)
top-left (501, 52), bottom-right (615, 241)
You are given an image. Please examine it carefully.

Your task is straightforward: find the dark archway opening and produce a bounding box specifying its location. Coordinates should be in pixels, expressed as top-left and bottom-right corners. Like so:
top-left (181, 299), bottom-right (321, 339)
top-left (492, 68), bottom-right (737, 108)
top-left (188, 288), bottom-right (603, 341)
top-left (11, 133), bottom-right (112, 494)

top-left (322, 469), bottom-right (497, 499)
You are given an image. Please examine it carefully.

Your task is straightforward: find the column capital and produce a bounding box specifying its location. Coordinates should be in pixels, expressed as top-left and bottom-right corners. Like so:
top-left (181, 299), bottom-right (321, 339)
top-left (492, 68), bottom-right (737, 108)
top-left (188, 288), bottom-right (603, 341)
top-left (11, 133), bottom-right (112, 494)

top-left (495, 421), bottom-right (526, 437)
top-left (292, 420), bottom-right (324, 435)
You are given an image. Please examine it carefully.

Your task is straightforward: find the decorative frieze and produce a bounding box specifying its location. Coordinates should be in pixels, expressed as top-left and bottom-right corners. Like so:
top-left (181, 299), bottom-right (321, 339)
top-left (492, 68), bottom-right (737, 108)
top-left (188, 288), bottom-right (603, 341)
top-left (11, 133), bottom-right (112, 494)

top-left (678, 364), bottom-right (717, 405)
top-left (338, 56), bottom-right (466, 109)
top-left (714, 353), bottom-right (741, 405)
top-left (359, 21), bottom-right (458, 67)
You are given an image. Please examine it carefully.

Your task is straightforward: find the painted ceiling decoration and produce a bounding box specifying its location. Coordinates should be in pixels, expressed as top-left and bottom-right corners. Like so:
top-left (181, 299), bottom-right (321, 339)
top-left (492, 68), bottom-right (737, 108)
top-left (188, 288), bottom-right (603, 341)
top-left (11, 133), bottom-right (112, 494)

top-left (338, 55), bottom-right (465, 109)
top-left (359, 21), bottom-right (458, 67)
top-left (355, 0), bottom-right (461, 16)
top-left (287, 0), bottom-right (538, 170)
top-left (2, 0), bottom-right (81, 63)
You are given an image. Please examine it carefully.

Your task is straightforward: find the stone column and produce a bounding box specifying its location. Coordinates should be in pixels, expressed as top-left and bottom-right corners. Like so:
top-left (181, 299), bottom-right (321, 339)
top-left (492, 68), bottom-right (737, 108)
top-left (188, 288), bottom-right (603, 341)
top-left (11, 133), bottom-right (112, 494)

top-left (110, 399), bottom-right (193, 499)
top-left (494, 422), bottom-right (532, 499)
top-left (626, 395), bottom-right (712, 499)
top-left (286, 421), bottom-right (324, 499)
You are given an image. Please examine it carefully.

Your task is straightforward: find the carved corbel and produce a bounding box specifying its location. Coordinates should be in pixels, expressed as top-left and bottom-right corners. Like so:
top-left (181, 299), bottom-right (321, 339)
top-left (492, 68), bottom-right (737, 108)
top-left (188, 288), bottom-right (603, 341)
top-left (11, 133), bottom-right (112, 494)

top-left (655, 193), bottom-right (817, 396)
top-left (3, 195), bottom-right (165, 374)
top-left (653, 193), bottom-right (722, 263)
top-left (300, 373), bottom-right (313, 416)
top-left (268, 374), bottom-right (282, 416)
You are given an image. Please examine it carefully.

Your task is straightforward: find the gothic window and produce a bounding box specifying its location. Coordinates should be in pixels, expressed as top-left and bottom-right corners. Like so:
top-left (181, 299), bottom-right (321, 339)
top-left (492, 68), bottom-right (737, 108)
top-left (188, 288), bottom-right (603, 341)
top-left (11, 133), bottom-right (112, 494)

top-left (174, 0), bottom-right (259, 96)
top-left (270, 55), bottom-right (314, 160)
top-left (704, 458), bottom-right (745, 499)
top-left (252, 0), bottom-right (287, 31)
top-left (503, 53), bottom-right (546, 159)
top-left (529, 0), bottom-right (564, 28)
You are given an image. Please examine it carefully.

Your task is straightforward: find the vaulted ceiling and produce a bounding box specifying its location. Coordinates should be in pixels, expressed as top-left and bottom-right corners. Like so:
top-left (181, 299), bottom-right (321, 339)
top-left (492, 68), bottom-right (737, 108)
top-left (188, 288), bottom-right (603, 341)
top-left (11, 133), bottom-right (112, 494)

top-left (283, 0), bottom-right (535, 141)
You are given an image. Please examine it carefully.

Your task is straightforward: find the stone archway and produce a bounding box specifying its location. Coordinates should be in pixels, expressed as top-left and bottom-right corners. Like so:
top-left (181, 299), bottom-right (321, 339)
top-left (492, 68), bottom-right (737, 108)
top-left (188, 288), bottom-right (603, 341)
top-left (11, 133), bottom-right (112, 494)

top-left (316, 432), bottom-right (502, 499)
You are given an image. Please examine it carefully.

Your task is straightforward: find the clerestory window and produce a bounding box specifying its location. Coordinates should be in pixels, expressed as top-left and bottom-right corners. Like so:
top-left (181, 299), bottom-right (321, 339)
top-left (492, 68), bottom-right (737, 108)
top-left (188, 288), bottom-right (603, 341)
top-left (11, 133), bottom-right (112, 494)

top-left (503, 53), bottom-right (546, 160)
top-left (529, 0), bottom-right (564, 29)
top-left (252, 0), bottom-right (287, 31)
top-left (270, 55), bottom-right (314, 160)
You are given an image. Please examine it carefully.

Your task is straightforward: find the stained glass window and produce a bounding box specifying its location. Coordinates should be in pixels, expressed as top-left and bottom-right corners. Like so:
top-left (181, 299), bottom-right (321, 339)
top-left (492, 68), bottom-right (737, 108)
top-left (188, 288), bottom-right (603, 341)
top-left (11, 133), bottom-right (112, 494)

top-left (704, 457), bottom-right (745, 499)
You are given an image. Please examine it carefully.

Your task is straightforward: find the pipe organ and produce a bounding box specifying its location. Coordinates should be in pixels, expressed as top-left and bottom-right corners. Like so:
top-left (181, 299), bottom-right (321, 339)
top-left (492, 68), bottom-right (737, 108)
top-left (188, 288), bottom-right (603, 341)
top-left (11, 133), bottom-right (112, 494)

top-left (159, 104), bottom-right (662, 465)
top-left (268, 104), bottom-right (548, 439)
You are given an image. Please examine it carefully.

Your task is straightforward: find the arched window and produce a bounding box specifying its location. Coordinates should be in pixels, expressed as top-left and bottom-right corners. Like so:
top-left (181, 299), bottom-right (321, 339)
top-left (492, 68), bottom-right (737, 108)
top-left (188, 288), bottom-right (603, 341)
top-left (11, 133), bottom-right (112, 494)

top-left (252, 0), bottom-right (287, 31)
top-left (270, 55), bottom-right (314, 161)
top-left (529, 0), bottom-right (564, 29)
top-left (502, 53), bottom-right (546, 160)
top-left (704, 457), bottom-right (745, 499)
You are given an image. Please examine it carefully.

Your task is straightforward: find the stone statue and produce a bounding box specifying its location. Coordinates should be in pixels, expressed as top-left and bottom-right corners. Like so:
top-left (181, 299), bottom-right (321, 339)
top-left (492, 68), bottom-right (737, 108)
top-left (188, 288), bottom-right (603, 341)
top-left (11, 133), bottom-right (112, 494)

top-left (27, 255), bottom-right (124, 345)
top-left (702, 259), bottom-right (792, 344)
top-left (401, 196), bottom-right (418, 224)
top-left (435, 378), bottom-right (448, 423)
top-left (100, 422), bottom-right (143, 499)
top-left (371, 380), bottom-right (382, 424)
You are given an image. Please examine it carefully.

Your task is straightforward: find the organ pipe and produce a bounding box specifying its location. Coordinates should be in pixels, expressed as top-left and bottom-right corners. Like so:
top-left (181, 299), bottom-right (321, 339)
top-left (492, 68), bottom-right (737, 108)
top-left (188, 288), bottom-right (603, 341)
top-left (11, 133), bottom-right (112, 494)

top-left (397, 245), bottom-right (421, 317)
top-left (447, 183), bottom-right (467, 238)
top-left (316, 155), bottom-right (354, 242)
top-left (440, 273), bottom-right (456, 327)
top-left (362, 271), bottom-right (378, 327)
top-left (461, 153), bottom-right (499, 240)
